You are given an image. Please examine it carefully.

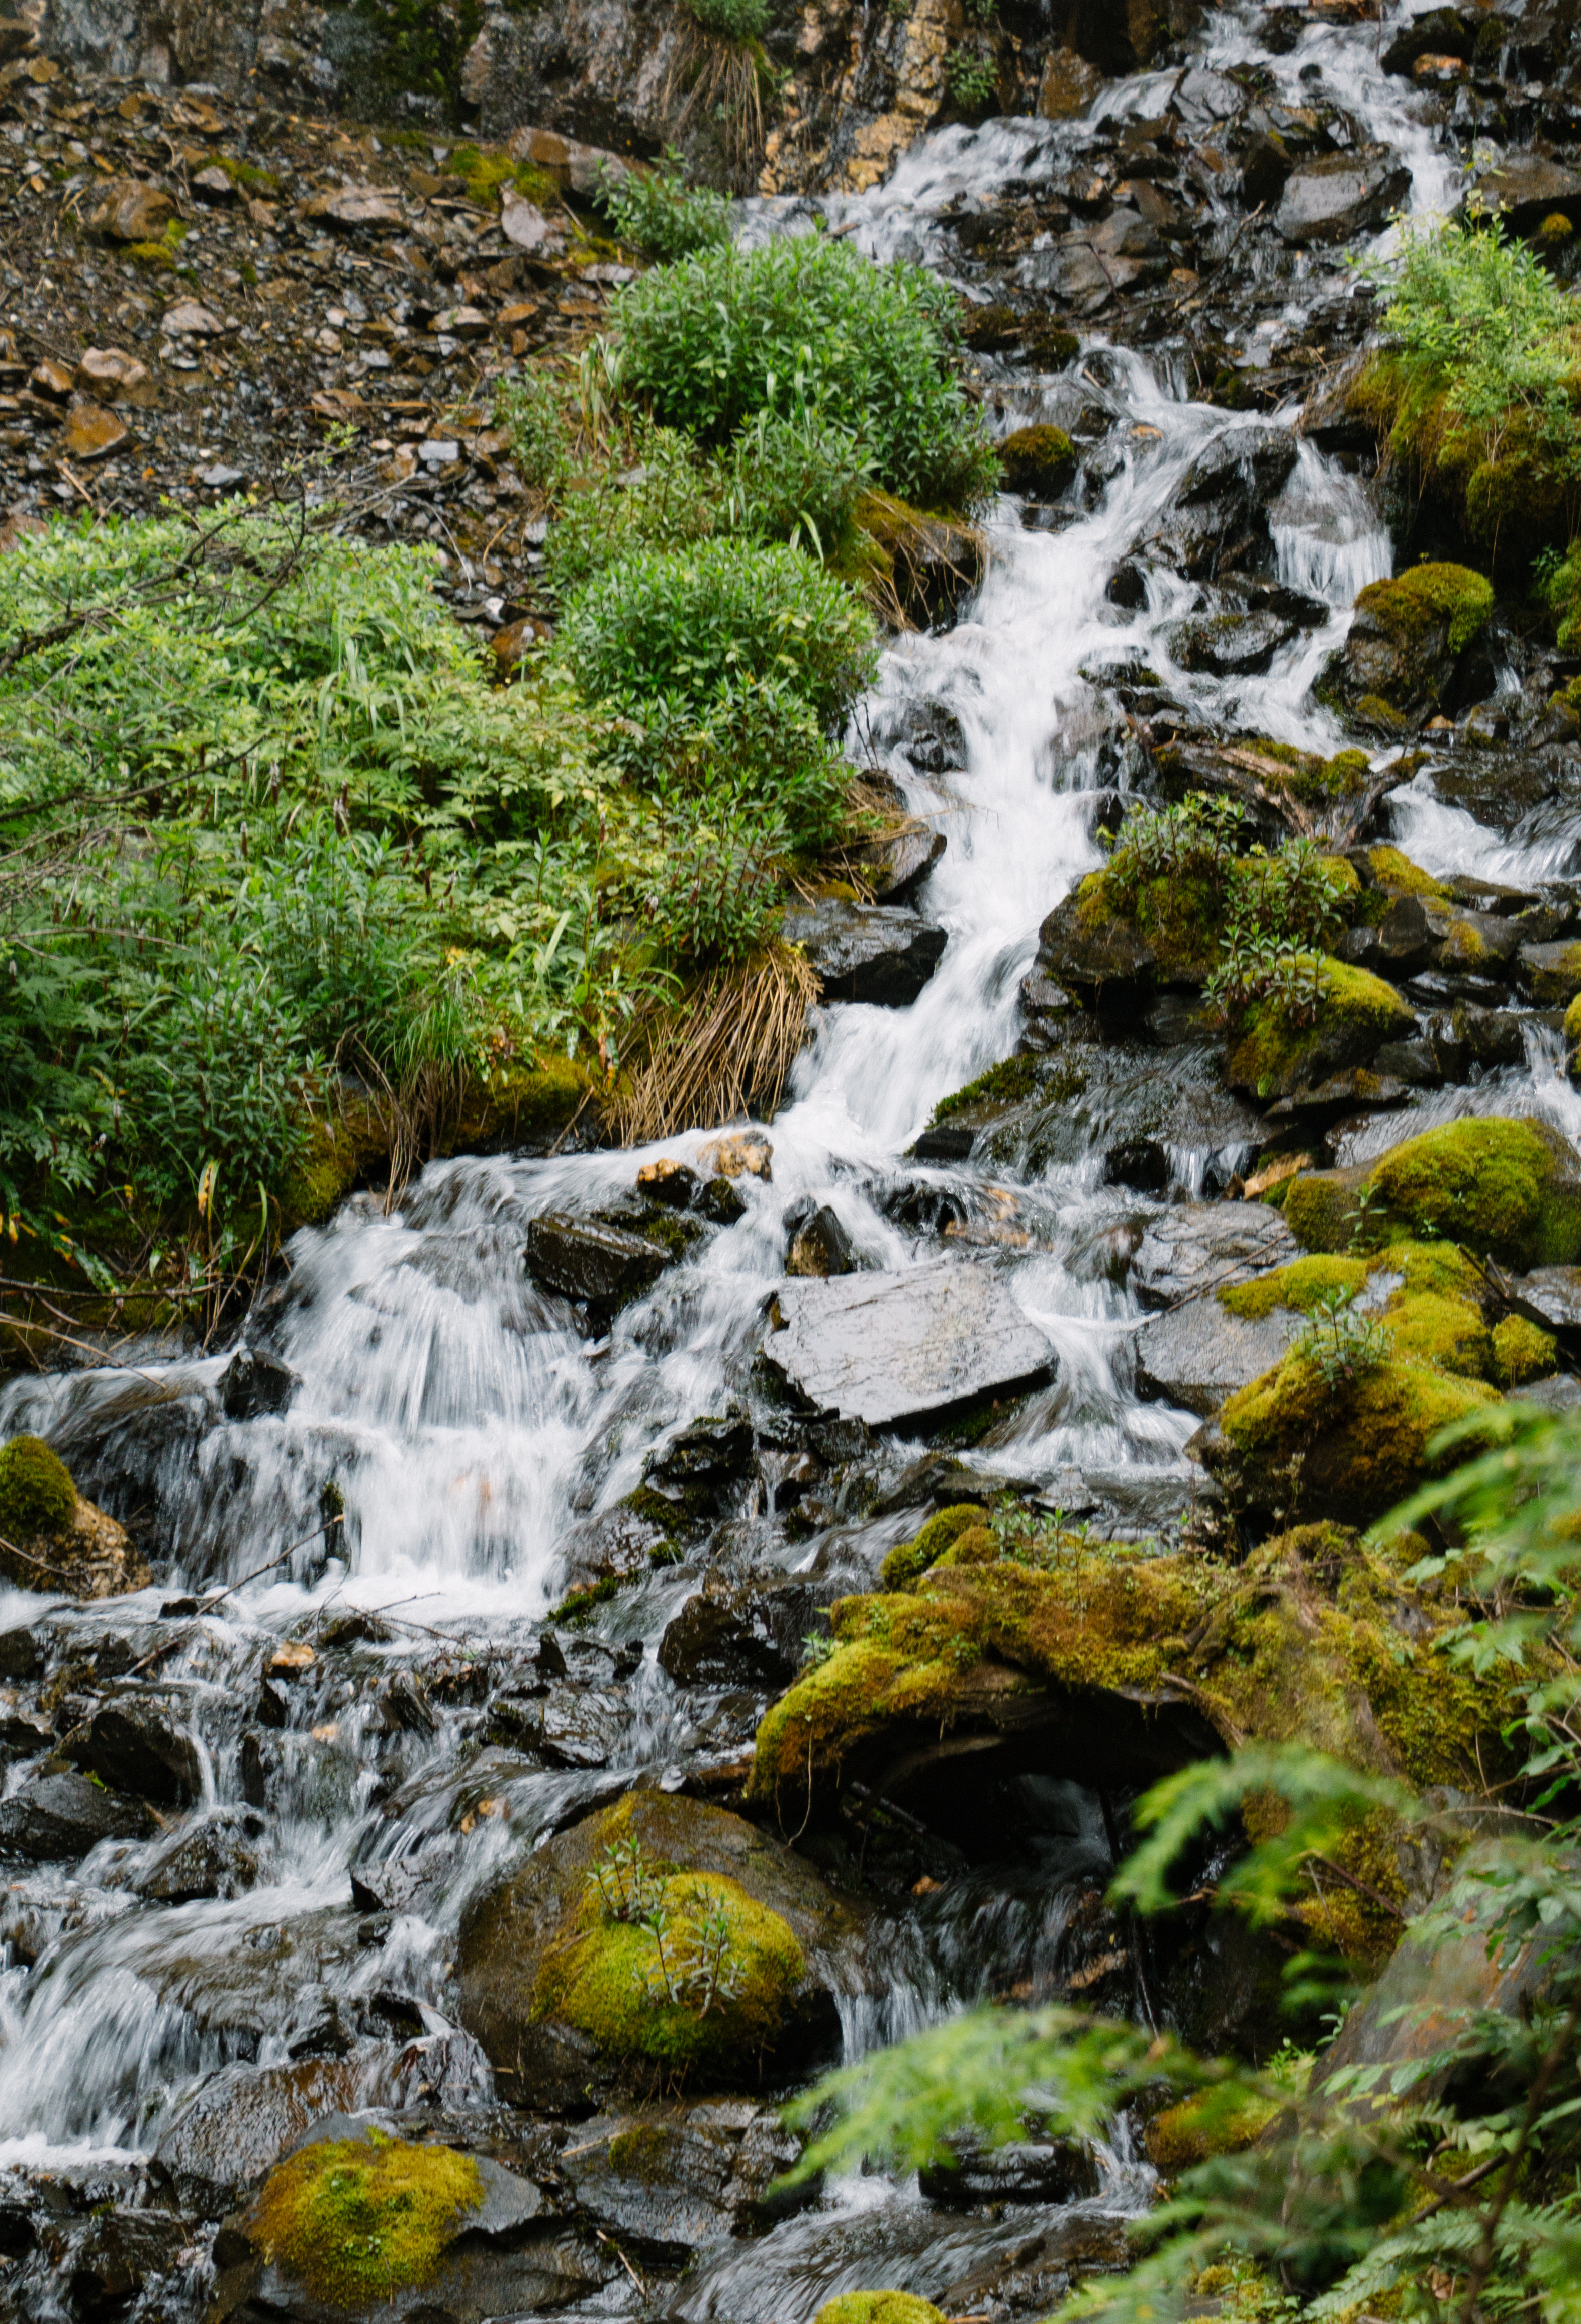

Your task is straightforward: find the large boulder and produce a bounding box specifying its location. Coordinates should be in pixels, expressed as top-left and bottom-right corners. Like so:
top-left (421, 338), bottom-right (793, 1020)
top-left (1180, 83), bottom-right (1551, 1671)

top-left (456, 1792), bottom-right (856, 2105)
top-left (1134, 1294), bottom-right (1303, 1418)
top-left (1130, 1202), bottom-right (1299, 1308)
top-left (0, 1768), bottom-right (154, 1861)
top-left (0, 1433), bottom-right (149, 1599)
top-left (524, 1213), bottom-right (674, 1316)
top-left (765, 1260), bottom-right (1056, 1429)
top-left (61, 1690), bottom-right (203, 1807)
top-left (782, 898), bottom-right (948, 1008)
top-left (1276, 147), bottom-right (1413, 245)
top-left (1222, 959), bottom-right (1416, 1104)
top-left (1284, 1117), bottom-right (1581, 1271)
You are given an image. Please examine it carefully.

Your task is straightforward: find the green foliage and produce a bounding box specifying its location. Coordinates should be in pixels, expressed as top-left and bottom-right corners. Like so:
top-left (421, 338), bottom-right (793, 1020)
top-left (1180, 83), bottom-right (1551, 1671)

top-left (945, 39), bottom-right (999, 111)
top-left (555, 539), bottom-right (876, 725)
top-left (596, 148), bottom-right (734, 262)
top-left (1291, 1290), bottom-right (1391, 1391)
top-left (682, 0), bottom-right (769, 37)
top-left (720, 407), bottom-right (872, 556)
top-left (609, 235), bottom-right (998, 510)
top-left (496, 366), bottom-right (574, 496)
top-left (543, 424), bottom-right (723, 596)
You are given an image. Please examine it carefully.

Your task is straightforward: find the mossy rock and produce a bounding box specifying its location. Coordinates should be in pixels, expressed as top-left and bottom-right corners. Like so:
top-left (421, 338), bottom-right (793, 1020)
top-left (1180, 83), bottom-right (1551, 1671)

top-left (845, 489), bottom-right (985, 630)
top-left (1037, 861), bottom-right (1226, 1002)
top-left (455, 1791), bottom-right (858, 2102)
top-left (749, 1520), bottom-right (1512, 1827)
top-left (815, 2298), bottom-right (948, 2324)
top-left (1328, 562), bottom-right (1494, 721)
top-left (1241, 736), bottom-right (1373, 809)
top-left (1492, 1313), bottom-right (1558, 1386)
top-left (1283, 1117), bottom-right (1581, 1270)
top-left (1205, 1343), bottom-right (1498, 1527)
top-left (1222, 958), bottom-right (1414, 1102)
top-left (1146, 2085), bottom-right (1281, 2175)
top-left (998, 424), bottom-right (1077, 498)
top-left (245, 2128), bottom-right (484, 2309)
top-left (1367, 845), bottom-right (1450, 901)
top-left (880, 1502), bottom-right (982, 1589)
top-left (0, 1434), bottom-right (76, 1540)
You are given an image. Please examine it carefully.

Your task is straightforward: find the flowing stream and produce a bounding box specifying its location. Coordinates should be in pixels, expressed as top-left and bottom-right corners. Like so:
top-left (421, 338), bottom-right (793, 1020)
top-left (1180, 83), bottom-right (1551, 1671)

top-left (0, 5), bottom-right (1568, 2315)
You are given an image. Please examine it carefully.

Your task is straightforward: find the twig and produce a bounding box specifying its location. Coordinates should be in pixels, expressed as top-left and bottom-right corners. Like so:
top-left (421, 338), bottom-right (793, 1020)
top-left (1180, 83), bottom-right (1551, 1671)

top-left (0, 1529), bottom-right (80, 1584)
top-left (593, 2230), bottom-right (648, 2301)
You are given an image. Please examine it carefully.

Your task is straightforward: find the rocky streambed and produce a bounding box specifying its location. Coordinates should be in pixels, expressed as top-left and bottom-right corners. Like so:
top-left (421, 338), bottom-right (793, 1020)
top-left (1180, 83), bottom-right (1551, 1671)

top-left (7, 1), bottom-right (1581, 2319)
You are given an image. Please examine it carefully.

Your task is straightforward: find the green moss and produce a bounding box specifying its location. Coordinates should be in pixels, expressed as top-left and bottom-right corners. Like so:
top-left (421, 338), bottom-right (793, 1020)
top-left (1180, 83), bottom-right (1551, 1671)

top-left (1384, 1288), bottom-right (1491, 1378)
top-left (1147, 2087), bottom-right (1280, 2176)
top-left (0, 1435), bottom-right (76, 1541)
top-left (532, 1865), bottom-right (804, 2075)
top-left (1215, 1346), bottom-right (1497, 1527)
top-left (1247, 738), bottom-right (1372, 808)
top-left (1364, 848), bottom-right (1449, 903)
top-left (1223, 958), bottom-right (1414, 1102)
top-left (217, 155), bottom-right (282, 196)
top-left (1082, 862), bottom-right (1225, 986)
top-left (1373, 1117), bottom-right (1581, 1268)
top-left (1564, 992), bottom-right (1581, 1046)
top-left (1492, 1313), bottom-right (1558, 1387)
top-left (1354, 563), bottom-right (1493, 658)
top-left (932, 1054), bottom-right (1044, 1121)
top-left (1220, 1256), bottom-right (1368, 1320)
top-left (549, 1573), bottom-right (627, 1624)
top-left (997, 425), bottom-right (1076, 497)
top-left (880, 1502), bottom-right (984, 1590)
top-left (815, 2299), bottom-right (948, 2324)
top-left (250, 2131), bottom-right (483, 2307)
top-left (608, 2124), bottom-right (672, 2180)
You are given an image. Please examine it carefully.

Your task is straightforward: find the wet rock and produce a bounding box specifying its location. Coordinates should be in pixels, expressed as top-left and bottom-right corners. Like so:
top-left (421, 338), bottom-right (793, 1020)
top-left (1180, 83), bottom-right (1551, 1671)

top-left (1507, 1266), bottom-right (1581, 1341)
top-left (302, 184), bottom-right (406, 230)
top-left (858, 824), bottom-right (947, 905)
top-left (644, 1406), bottom-right (755, 1503)
top-left (557, 2100), bottom-right (809, 2252)
top-left (1134, 1293), bottom-right (1303, 1418)
top-left (999, 423), bottom-right (1077, 498)
top-left (1518, 938), bottom-right (1581, 1005)
top-left (767, 1259), bottom-right (1055, 1430)
top-left (635, 1158), bottom-right (702, 1210)
top-left (538, 1686), bottom-right (631, 1769)
top-left (1130, 1202), bottom-right (1299, 1309)
top-left (86, 174), bottom-right (174, 240)
top-left (156, 2057), bottom-right (374, 2205)
top-left (1240, 129), bottom-right (1292, 208)
top-left (524, 1212), bottom-right (672, 1315)
top-left (1165, 610), bottom-right (1298, 676)
top-left (658, 1587), bottom-right (803, 1689)
top-left (62, 1691), bottom-right (203, 1807)
top-left (0, 1624), bottom-right (42, 1680)
top-left (698, 1130), bottom-right (773, 1182)
top-left (1381, 6), bottom-right (1474, 73)
top-left (1475, 153), bottom-right (1581, 236)
top-left (919, 2133), bottom-right (1099, 2206)
top-left (1328, 565), bottom-right (1495, 726)
top-left (0, 1768), bottom-right (154, 1860)
top-left (47, 1375), bottom-right (214, 1542)
top-left (135, 1814), bottom-right (259, 1902)
top-left (60, 2209), bottom-right (183, 2317)
top-left (0, 1433), bottom-right (148, 1599)
top-left (219, 1346), bottom-right (300, 1421)
top-left (1276, 147), bottom-right (1413, 245)
top-left (1143, 424), bottom-right (1299, 581)
top-left (1034, 887), bottom-right (1160, 1001)
top-left (457, 1792), bottom-right (853, 2104)
top-left (782, 898), bottom-right (948, 1007)
top-left (785, 1201), bottom-right (857, 1278)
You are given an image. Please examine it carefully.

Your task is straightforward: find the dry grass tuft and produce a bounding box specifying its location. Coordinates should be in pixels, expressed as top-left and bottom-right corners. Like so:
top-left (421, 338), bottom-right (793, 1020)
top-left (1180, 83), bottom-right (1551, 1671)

top-left (609, 940), bottom-right (817, 1145)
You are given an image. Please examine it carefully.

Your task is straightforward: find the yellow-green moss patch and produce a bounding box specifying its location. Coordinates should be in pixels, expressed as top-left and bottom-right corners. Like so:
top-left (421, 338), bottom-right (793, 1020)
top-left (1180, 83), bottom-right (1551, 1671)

top-left (1220, 1255), bottom-right (1368, 1320)
top-left (1492, 1313), bottom-right (1558, 1387)
top-left (815, 2296), bottom-right (948, 2324)
top-left (998, 424), bottom-right (1077, 497)
top-left (1353, 563), bottom-right (1493, 657)
top-left (1366, 845), bottom-right (1451, 900)
top-left (1285, 1117), bottom-right (1581, 1269)
top-left (1146, 2086), bottom-right (1281, 2176)
top-left (0, 1435), bottom-right (76, 1541)
top-left (881, 1503), bottom-right (985, 1591)
top-left (250, 2131), bottom-right (483, 2308)
top-left (1223, 958), bottom-right (1414, 1102)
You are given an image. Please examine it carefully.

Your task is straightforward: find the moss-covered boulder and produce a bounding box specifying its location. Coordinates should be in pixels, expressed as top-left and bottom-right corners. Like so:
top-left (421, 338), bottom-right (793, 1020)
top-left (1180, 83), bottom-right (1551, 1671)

top-left (455, 1791), bottom-right (858, 2103)
top-left (1283, 1117), bottom-right (1581, 1269)
top-left (1146, 2085), bottom-right (1282, 2176)
top-left (1326, 562), bottom-right (1494, 724)
top-left (1036, 860), bottom-right (1225, 1004)
top-left (750, 1522), bottom-right (1510, 1852)
top-left (0, 1433), bottom-right (149, 1600)
top-left (1222, 958), bottom-right (1415, 1102)
top-left (212, 2118), bottom-right (577, 2321)
top-left (998, 424), bottom-right (1077, 498)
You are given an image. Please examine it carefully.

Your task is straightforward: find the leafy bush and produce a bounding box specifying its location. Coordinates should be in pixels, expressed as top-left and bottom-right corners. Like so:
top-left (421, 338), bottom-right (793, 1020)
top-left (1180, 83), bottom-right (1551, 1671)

top-left (556, 539), bottom-right (877, 725)
top-left (945, 40), bottom-right (998, 110)
top-left (610, 235), bottom-right (997, 510)
top-left (596, 149), bottom-right (734, 263)
top-left (496, 367), bottom-right (573, 496)
top-left (681, 0), bottom-right (768, 37)
top-left (543, 424), bottom-right (723, 597)
top-left (722, 407), bottom-right (872, 554)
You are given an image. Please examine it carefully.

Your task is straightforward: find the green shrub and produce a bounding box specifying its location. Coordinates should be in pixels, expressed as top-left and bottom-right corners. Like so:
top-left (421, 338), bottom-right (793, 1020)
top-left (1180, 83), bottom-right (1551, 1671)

top-left (597, 148), bottom-right (734, 262)
top-left (722, 407), bottom-right (872, 554)
top-left (496, 367), bottom-right (574, 496)
top-left (946, 40), bottom-right (998, 110)
top-left (682, 0), bottom-right (769, 37)
top-left (544, 425), bottom-right (723, 597)
top-left (610, 236), bottom-right (997, 510)
top-left (556, 540), bottom-right (877, 725)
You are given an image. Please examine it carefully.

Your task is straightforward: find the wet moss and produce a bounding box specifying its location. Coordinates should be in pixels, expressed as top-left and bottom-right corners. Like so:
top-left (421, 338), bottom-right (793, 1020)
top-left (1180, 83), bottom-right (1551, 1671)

top-left (1366, 845), bottom-right (1451, 901)
top-left (0, 1435), bottom-right (76, 1541)
top-left (1353, 563), bottom-right (1493, 657)
top-left (998, 425), bottom-right (1077, 497)
top-left (532, 1864), bottom-right (805, 2077)
top-left (1346, 353), bottom-right (1576, 568)
top-left (1523, 940), bottom-right (1581, 1007)
top-left (1079, 862), bottom-right (1225, 985)
top-left (932, 1055), bottom-right (1045, 1121)
top-left (815, 2297), bottom-right (948, 2324)
top-left (1223, 959), bottom-right (1414, 1102)
top-left (880, 1502), bottom-right (983, 1590)
top-left (1285, 1118), bottom-right (1581, 1269)
top-left (608, 2124), bottom-right (672, 2181)
top-left (1220, 1255), bottom-right (1368, 1319)
top-left (1147, 2086), bottom-right (1280, 2175)
top-left (1249, 737), bottom-right (1372, 807)
top-left (1492, 1313), bottom-right (1559, 1387)
top-left (249, 2131), bottom-right (483, 2308)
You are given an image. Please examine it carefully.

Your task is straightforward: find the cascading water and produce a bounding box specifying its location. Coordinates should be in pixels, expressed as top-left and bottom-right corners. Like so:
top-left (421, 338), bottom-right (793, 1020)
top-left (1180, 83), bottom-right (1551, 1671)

top-left (0, 4), bottom-right (1564, 2314)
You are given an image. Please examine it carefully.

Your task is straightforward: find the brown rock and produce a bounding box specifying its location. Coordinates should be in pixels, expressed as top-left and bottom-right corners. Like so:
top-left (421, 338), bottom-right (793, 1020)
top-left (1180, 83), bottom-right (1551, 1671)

top-left (505, 123), bottom-right (628, 197)
top-left (302, 185), bottom-right (406, 230)
top-left (161, 299), bottom-right (226, 337)
top-left (0, 1483), bottom-right (148, 1598)
top-left (27, 358), bottom-right (72, 401)
top-left (1038, 46), bottom-right (1104, 117)
top-left (87, 176), bottom-right (175, 242)
top-left (0, 512), bottom-right (46, 552)
top-left (699, 1130), bottom-right (773, 1182)
top-left (62, 397), bottom-right (130, 460)
top-left (490, 615), bottom-right (550, 676)
top-left (74, 347), bottom-right (156, 407)
top-left (434, 305), bottom-right (491, 338)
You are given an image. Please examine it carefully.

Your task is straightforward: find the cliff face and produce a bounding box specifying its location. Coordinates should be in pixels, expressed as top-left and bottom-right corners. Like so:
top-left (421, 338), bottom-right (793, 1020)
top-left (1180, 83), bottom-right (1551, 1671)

top-left (30, 0), bottom-right (1203, 193)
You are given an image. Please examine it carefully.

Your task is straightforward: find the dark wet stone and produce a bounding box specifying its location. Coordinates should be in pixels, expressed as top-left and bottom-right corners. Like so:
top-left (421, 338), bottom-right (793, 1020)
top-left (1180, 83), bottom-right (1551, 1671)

top-left (47, 1375), bottom-right (213, 1533)
top-left (0, 1625), bottom-right (42, 1680)
top-left (136, 1815), bottom-right (259, 1903)
top-left (219, 1346), bottom-right (299, 1421)
top-left (919, 2133), bottom-right (1099, 2207)
top-left (697, 1175), bottom-right (748, 1225)
top-left (1240, 129), bottom-right (1292, 207)
top-left (1130, 1201), bottom-right (1299, 1309)
top-left (538, 1686), bottom-right (630, 1769)
top-left (1508, 1266), bottom-right (1581, 1338)
top-left (1276, 147), bottom-right (1413, 244)
top-left (785, 1201), bottom-right (857, 1278)
top-left (1165, 610), bottom-right (1298, 676)
top-left (861, 824), bottom-right (947, 905)
top-left (658, 1588), bottom-right (802, 1689)
top-left (1337, 894), bottom-right (1437, 977)
top-left (1134, 1294), bottom-right (1301, 1417)
top-left (780, 898), bottom-right (948, 1007)
top-left (0, 1768), bottom-right (154, 1860)
top-left (1381, 5), bottom-right (1474, 72)
top-left (1476, 152), bottom-right (1581, 235)
top-left (1176, 427), bottom-right (1299, 511)
top-left (1035, 888), bottom-right (1160, 1001)
top-left (767, 1259), bottom-right (1055, 1430)
top-left (62, 1691), bottom-right (203, 1807)
top-left (62, 2209), bottom-right (184, 2316)
top-left (634, 1158), bottom-right (701, 1209)
top-left (557, 2100), bottom-right (810, 2254)
top-left (524, 1212), bottom-right (672, 1314)
top-left (644, 1407), bottom-right (755, 1501)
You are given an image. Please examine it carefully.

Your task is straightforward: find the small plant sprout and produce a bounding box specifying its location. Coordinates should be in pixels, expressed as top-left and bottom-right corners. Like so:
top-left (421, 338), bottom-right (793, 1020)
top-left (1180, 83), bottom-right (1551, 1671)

top-left (1295, 1290), bottom-right (1391, 1390)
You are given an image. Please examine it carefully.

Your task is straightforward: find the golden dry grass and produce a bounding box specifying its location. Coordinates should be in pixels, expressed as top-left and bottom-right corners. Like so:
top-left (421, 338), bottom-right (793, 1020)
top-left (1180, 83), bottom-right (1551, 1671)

top-left (608, 939), bottom-right (817, 1145)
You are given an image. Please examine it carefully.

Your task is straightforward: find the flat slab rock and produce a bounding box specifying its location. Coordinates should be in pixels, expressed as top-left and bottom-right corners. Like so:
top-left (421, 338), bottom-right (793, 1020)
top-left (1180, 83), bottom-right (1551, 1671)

top-left (1509, 1265), bottom-right (1581, 1334)
top-left (1129, 1201), bottom-right (1299, 1310)
top-left (781, 898), bottom-right (948, 1007)
top-left (767, 1258), bottom-right (1055, 1428)
top-left (1134, 1294), bottom-right (1301, 1418)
